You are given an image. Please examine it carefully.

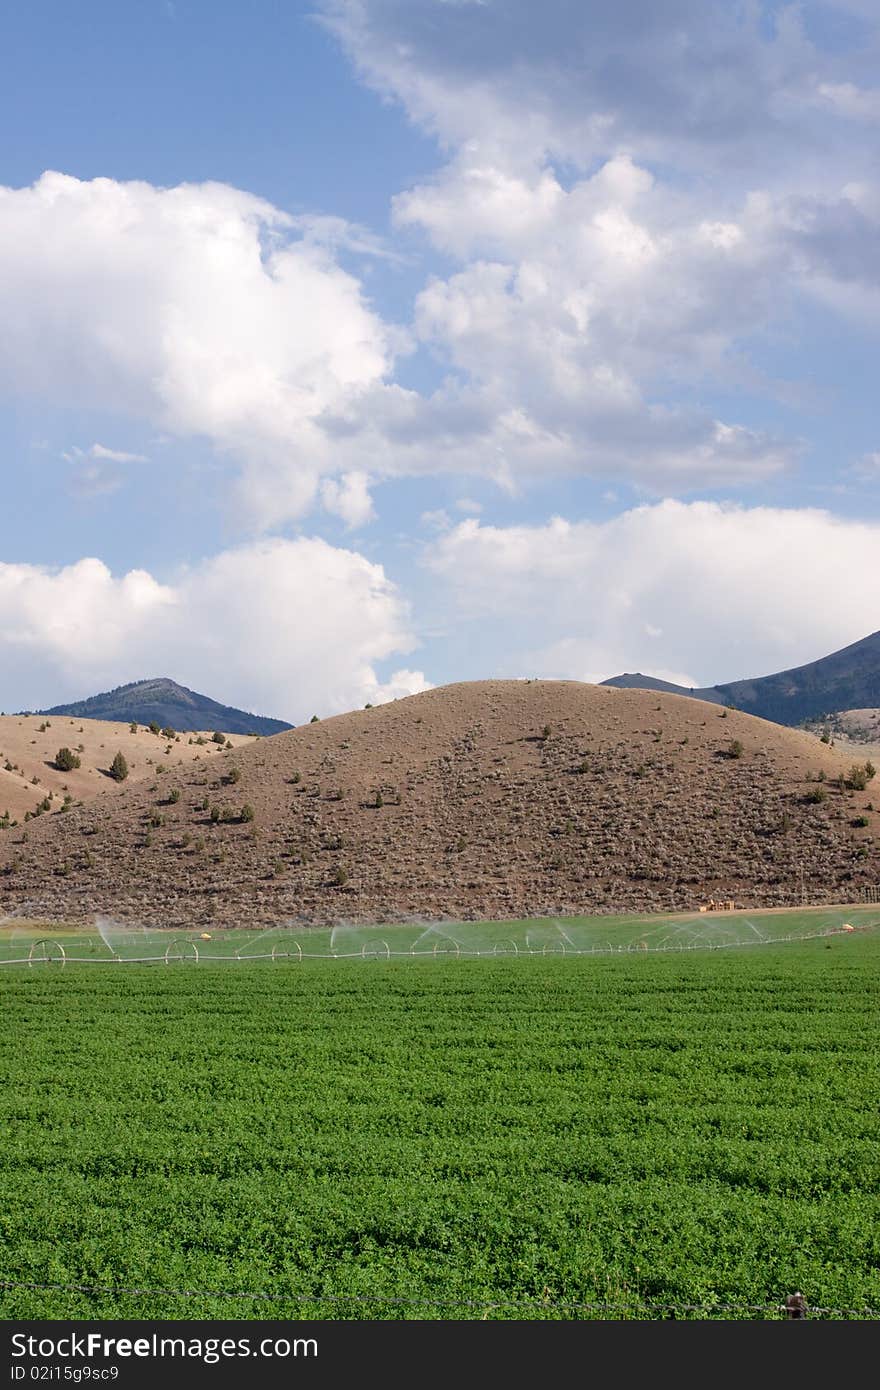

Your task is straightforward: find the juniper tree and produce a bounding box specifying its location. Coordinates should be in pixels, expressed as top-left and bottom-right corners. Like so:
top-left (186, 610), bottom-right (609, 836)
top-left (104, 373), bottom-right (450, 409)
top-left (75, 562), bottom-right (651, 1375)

top-left (109, 751), bottom-right (129, 782)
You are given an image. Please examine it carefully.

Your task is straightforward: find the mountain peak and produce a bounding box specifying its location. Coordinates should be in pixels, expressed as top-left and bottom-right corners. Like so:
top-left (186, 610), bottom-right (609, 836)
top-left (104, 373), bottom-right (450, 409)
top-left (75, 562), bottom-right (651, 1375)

top-left (601, 628), bottom-right (880, 724)
top-left (37, 678), bottom-right (293, 735)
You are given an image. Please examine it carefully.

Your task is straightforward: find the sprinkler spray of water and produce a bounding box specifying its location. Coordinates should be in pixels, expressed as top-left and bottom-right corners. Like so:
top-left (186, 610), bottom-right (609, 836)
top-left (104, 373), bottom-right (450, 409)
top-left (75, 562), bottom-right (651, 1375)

top-left (94, 915), bottom-right (122, 958)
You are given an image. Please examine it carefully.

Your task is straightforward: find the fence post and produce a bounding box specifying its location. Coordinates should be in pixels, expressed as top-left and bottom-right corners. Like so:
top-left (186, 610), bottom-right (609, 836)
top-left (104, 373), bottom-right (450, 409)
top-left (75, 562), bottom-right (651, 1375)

top-left (784, 1292), bottom-right (808, 1319)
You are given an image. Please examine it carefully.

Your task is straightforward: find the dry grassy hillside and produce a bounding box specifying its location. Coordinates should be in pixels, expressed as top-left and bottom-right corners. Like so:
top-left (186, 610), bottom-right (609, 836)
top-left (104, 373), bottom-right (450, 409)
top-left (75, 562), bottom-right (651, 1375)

top-left (805, 709), bottom-right (880, 758)
top-left (0, 681), bottom-right (877, 927)
top-left (0, 715), bottom-right (255, 824)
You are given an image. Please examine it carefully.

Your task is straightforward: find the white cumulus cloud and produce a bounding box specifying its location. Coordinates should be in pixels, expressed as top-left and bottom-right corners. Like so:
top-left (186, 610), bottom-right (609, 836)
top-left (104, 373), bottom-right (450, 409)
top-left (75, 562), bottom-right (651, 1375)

top-left (3, 7), bottom-right (880, 524)
top-left (313, 1), bottom-right (880, 495)
top-left (320, 0), bottom-right (869, 179)
top-left (0, 539), bottom-right (430, 721)
top-left (0, 172), bottom-right (394, 529)
top-left (320, 470), bottom-right (376, 528)
top-left (424, 501), bottom-right (880, 687)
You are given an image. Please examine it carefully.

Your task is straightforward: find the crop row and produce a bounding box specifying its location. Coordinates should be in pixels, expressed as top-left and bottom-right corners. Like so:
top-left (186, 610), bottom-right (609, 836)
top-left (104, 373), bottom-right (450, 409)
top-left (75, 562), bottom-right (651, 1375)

top-left (1, 938), bottom-right (878, 1318)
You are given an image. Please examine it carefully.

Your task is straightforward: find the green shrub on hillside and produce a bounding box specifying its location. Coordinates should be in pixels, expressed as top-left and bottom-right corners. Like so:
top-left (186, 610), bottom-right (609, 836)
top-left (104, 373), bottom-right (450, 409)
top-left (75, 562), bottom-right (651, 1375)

top-left (109, 752), bottom-right (129, 782)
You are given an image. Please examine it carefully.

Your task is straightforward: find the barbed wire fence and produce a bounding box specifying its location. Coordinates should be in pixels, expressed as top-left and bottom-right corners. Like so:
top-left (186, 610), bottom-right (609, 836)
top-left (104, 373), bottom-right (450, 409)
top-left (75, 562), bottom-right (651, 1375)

top-left (0, 1278), bottom-right (877, 1319)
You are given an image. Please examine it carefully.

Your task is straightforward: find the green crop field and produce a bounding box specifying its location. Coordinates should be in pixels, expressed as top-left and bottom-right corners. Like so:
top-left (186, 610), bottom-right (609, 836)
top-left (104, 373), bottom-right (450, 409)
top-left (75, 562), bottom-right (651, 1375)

top-left (1, 917), bottom-right (878, 1320)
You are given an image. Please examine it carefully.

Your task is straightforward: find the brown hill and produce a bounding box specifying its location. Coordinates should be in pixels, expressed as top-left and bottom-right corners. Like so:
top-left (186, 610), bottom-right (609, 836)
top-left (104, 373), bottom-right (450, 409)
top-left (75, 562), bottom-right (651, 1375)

top-left (0, 715), bottom-right (255, 825)
top-left (803, 709), bottom-right (880, 757)
top-left (0, 681), bottom-right (877, 928)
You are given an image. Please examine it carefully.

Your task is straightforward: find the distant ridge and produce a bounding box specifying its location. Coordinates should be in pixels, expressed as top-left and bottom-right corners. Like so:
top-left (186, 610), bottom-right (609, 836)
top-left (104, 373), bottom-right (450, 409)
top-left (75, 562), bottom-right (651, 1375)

top-left (601, 673), bottom-right (724, 703)
top-left (37, 677), bottom-right (293, 736)
top-left (602, 629), bottom-right (880, 725)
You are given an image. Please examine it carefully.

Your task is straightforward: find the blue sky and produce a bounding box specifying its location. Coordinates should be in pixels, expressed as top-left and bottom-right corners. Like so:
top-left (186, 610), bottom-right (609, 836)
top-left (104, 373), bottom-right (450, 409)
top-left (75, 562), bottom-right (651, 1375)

top-left (1, 0), bottom-right (879, 722)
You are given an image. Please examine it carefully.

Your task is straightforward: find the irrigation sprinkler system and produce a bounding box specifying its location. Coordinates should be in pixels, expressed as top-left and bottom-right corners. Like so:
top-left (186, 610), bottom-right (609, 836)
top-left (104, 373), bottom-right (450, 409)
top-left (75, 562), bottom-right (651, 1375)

top-left (1, 916), bottom-right (874, 968)
top-left (432, 939), bottom-right (461, 958)
top-left (1, 902), bottom-right (875, 970)
top-left (27, 939), bottom-right (66, 968)
top-left (164, 939), bottom-right (199, 965)
top-left (361, 939), bottom-right (391, 959)
top-left (271, 941), bottom-right (303, 962)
